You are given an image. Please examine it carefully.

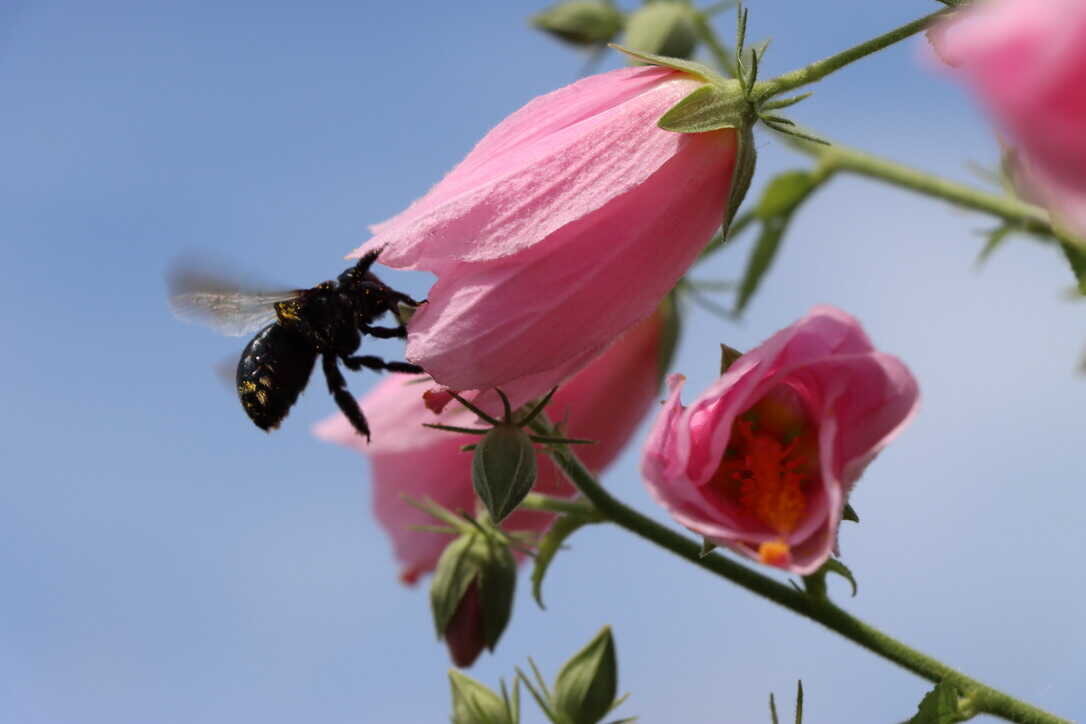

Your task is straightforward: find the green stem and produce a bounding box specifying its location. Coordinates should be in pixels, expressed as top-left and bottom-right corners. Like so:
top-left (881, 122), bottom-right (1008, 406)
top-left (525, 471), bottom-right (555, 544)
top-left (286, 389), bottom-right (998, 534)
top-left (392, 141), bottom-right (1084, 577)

top-left (787, 137), bottom-right (1067, 240)
top-left (753, 10), bottom-right (948, 101)
top-left (529, 416), bottom-right (1070, 724)
top-left (520, 493), bottom-right (601, 519)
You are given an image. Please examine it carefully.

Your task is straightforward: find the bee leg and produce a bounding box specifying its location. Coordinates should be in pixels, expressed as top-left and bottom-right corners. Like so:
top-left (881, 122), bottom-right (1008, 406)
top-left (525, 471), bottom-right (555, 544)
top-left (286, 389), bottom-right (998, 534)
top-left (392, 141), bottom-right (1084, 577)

top-left (393, 291), bottom-right (424, 308)
top-left (352, 249), bottom-right (382, 274)
top-left (343, 355), bottom-right (423, 374)
top-left (361, 323), bottom-right (407, 339)
top-left (321, 353), bottom-right (371, 440)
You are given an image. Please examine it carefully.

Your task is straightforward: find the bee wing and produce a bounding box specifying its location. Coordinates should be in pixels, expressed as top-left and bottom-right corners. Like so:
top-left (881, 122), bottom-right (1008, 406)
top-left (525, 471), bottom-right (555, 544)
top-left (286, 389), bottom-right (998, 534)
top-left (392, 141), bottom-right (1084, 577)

top-left (168, 265), bottom-right (301, 337)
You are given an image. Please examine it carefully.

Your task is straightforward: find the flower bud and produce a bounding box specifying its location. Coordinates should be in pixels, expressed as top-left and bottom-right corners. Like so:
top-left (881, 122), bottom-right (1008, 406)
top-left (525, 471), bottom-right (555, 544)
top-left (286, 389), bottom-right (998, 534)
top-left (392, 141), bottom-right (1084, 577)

top-left (623, 1), bottom-right (699, 60)
top-left (449, 670), bottom-right (516, 724)
top-left (552, 627), bottom-right (619, 724)
top-left (431, 529), bottom-right (517, 667)
top-left (472, 424), bottom-right (538, 524)
top-left (532, 1), bottom-right (624, 47)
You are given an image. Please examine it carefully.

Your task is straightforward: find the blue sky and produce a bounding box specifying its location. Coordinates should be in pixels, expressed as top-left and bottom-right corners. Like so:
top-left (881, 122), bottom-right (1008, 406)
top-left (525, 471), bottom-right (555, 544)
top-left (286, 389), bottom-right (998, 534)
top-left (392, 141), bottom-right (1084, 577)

top-left (2, 1), bottom-right (1083, 722)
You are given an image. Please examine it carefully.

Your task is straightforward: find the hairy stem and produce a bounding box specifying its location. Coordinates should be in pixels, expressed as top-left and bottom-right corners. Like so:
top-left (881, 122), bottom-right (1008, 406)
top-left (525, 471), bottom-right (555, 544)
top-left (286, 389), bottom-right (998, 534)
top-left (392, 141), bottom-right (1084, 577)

top-left (753, 10), bottom-right (949, 100)
top-left (787, 136), bottom-right (1067, 239)
top-left (529, 416), bottom-right (1069, 724)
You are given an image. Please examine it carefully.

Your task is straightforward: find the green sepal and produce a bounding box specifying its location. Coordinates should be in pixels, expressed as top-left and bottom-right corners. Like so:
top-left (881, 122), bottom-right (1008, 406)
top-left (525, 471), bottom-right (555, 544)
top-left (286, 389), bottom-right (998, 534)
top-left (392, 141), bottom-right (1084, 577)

top-left (907, 680), bottom-right (972, 723)
top-left (698, 536), bottom-right (718, 558)
top-left (842, 503), bottom-right (860, 523)
top-left (802, 557), bottom-right (858, 599)
top-left (532, 1), bottom-right (625, 47)
top-left (657, 81), bottom-right (747, 133)
top-left (1059, 240), bottom-right (1086, 294)
top-left (449, 670), bottom-right (518, 724)
top-left (531, 514), bottom-right (602, 609)
top-left (430, 529), bottom-right (517, 654)
top-left (472, 425), bottom-right (539, 524)
top-left (431, 534), bottom-right (483, 638)
top-left (975, 224), bottom-right (1013, 267)
top-left (622, 1), bottom-right (698, 61)
top-left (760, 92), bottom-right (812, 112)
top-left (479, 535), bottom-right (518, 652)
top-left (719, 344), bottom-right (743, 375)
top-left (608, 43), bottom-right (723, 84)
top-left (723, 124), bottom-right (757, 240)
top-left (552, 627), bottom-right (620, 724)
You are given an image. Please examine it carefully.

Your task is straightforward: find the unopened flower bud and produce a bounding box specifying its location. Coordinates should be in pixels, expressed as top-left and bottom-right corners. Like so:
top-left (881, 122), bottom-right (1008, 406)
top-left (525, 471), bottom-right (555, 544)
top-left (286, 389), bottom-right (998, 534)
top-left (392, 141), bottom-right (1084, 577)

top-left (431, 529), bottom-right (517, 667)
top-left (532, 1), bottom-right (624, 47)
top-left (623, 1), bottom-right (699, 60)
top-left (449, 670), bottom-right (516, 724)
top-left (552, 627), bottom-right (619, 724)
top-left (472, 424), bottom-right (538, 524)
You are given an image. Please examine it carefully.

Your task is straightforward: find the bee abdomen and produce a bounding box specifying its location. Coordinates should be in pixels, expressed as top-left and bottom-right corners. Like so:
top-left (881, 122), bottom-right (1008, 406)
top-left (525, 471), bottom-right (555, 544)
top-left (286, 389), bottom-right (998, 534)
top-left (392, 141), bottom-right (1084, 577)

top-left (236, 323), bottom-right (317, 431)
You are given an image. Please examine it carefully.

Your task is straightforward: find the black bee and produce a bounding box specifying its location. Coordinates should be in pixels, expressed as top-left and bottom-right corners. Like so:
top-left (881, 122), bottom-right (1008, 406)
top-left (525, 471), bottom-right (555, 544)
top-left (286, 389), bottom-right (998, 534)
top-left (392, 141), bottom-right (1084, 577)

top-left (169, 249), bottom-right (423, 440)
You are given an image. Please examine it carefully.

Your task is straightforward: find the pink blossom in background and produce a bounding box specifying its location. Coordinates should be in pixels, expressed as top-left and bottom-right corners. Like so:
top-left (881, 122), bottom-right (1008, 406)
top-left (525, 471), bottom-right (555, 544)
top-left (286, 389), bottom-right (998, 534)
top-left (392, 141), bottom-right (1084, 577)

top-left (931, 0), bottom-right (1086, 238)
top-left (352, 66), bottom-right (736, 402)
top-left (315, 309), bottom-right (669, 584)
top-left (642, 307), bottom-right (919, 575)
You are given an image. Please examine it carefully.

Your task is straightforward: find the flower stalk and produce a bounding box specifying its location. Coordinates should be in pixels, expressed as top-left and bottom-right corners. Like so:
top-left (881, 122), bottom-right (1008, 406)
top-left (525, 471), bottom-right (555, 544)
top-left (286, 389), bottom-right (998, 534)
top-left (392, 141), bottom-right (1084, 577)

top-left (528, 413), bottom-right (1070, 724)
top-left (787, 136), bottom-right (1065, 240)
top-left (752, 10), bottom-right (950, 101)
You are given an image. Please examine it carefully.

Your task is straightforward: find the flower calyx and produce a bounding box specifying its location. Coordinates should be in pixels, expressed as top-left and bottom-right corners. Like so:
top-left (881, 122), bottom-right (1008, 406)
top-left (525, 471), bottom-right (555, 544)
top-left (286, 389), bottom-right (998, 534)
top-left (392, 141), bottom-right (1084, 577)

top-left (424, 388), bottom-right (595, 524)
top-left (449, 670), bottom-right (521, 724)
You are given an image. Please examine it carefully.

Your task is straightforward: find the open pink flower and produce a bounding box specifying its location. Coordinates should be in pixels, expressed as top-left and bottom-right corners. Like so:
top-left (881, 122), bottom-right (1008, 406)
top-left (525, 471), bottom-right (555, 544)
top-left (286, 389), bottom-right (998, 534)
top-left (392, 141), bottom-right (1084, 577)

top-left (315, 309), bottom-right (669, 583)
top-left (642, 307), bottom-right (919, 574)
top-left (931, 0), bottom-right (1086, 237)
top-left (351, 66), bottom-right (736, 401)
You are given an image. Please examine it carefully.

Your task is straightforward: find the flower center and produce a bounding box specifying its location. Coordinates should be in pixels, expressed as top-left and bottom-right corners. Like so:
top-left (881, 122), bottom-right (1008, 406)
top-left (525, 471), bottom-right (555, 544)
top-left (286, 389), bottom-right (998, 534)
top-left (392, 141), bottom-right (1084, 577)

top-left (732, 418), bottom-right (809, 535)
top-left (706, 388), bottom-right (818, 567)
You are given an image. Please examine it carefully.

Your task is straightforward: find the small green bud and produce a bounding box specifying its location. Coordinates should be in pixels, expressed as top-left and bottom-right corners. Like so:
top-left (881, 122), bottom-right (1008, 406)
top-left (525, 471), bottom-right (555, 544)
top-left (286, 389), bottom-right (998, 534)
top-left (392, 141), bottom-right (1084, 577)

top-left (431, 529), bottom-right (517, 667)
top-left (623, 1), bottom-right (699, 61)
top-left (552, 627), bottom-right (619, 724)
top-left (533, 1), bottom-right (624, 46)
top-left (472, 424), bottom-right (538, 524)
top-left (449, 670), bottom-right (515, 724)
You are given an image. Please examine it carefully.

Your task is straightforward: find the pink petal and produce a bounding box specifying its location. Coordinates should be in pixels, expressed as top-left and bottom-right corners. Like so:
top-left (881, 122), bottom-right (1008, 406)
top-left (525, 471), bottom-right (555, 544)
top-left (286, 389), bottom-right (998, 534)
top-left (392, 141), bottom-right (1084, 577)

top-left (402, 128), bottom-right (736, 392)
top-left (353, 68), bottom-right (701, 270)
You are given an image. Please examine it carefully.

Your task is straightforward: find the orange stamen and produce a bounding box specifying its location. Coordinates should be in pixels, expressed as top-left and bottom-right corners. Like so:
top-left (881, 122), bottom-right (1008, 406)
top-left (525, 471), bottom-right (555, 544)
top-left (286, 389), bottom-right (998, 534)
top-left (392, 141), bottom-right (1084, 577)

top-left (708, 400), bottom-right (817, 542)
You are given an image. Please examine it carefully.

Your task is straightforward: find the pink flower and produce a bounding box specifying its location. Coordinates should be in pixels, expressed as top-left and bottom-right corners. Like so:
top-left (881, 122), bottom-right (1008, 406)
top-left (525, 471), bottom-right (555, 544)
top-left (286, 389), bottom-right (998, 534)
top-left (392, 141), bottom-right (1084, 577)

top-left (315, 309), bottom-right (669, 583)
top-left (641, 307), bottom-right (919, 575)
top-left (931, 0), bottom-right (1086, 238)
top-left (351, 66), bottom-right (737, 401)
